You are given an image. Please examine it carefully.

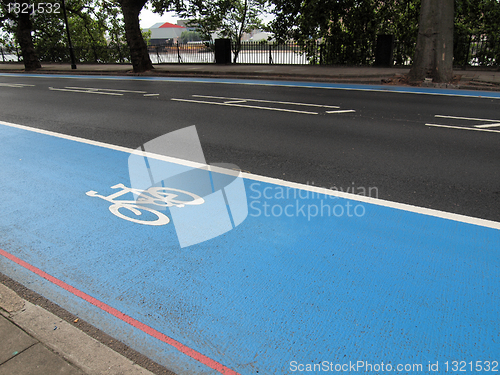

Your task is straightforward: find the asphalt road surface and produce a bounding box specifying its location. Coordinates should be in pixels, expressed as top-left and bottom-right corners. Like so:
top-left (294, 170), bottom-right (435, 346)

top-left (1, 73), bottom-right (498, 222)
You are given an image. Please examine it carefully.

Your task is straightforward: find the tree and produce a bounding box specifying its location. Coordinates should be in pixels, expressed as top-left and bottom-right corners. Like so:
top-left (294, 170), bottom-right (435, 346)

top-left (270, 0), bottom-right (421, 65)
top-left (170, 0), bottom-right (268, 63)
top-left (454, 0), bottom-right (500, 67)
top-left (30, 0), bottom-right (115, 63)
top-left (1, 0), bottom-right (128, 66)
top-left (0, 0), bottom-right (41, 70)
top-left (17, 1), bottom-right (41, 70)
top-left (180, 30), bottom-right (201, 43)
top-left (409, 0), bottom-right (454, 82)
top-left (117, 0), bottom-right (153, 72)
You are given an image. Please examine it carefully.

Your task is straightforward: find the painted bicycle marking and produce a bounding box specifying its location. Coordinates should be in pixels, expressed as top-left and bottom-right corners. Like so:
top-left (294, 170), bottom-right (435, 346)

top-left (86, 183), bottom-right (204, 226)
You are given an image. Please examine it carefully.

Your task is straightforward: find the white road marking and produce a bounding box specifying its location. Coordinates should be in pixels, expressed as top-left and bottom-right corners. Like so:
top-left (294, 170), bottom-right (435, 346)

top-left (2, 73), bottom-right (500, 100)
top-left (425, 123), bottom-right (500, 133)
top-left (325, 110), bottom-right (356, 114)
top-left (65, 86), bottom-right (147, 94)
top-left (430, 114), bottom-right (500, 131)
top-left (2, 72), bottom-right (500, 99)
top-left (0, 83), bottom-right (35, 88)
top-left (49, 87), bottom-right (123, 96)
top-left (192, 95), bottom-right (341, 109)
top-left (143, 93), bottom-right (160, 97)
top-left (1, 120), bottom-right (499, 231)
top-left (171, 98), bottom-right (319, 115)
top-left (223, 100), bottom-right (247, 104)
top-left (435, 115), bottom-right (500, 122)
top-left (475, 123), bottom-right (500, 128)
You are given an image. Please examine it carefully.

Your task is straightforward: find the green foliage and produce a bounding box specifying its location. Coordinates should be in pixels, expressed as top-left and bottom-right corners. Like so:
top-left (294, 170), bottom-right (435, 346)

top-left (0, 0), bottom-right (20, 40)
top-left (165, 0), bottom-right (269, 62)
top-left (0, 0), bottom-right (130, 63)
top-left (270, 0), bottom-right (500, 66)
top-left (454, 0), bottom-right (500, 66)
top-left (142, 28), bottom-right (151, 45)
top-left (270, 0), bottom-right (421, 64)
top-left (180, 29), bottom-right (202, 43)
top-left (454, 0), bottom-right (500, 41)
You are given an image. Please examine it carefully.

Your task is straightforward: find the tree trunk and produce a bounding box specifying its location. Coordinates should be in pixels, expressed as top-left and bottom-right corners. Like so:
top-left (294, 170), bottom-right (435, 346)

top-left (434, 0), bottom-right (454, 82)
top-left (16, 2), bottom-right (41, 71)
top-left (232, 0), bottom-right (247, 64)
top-left (233, 40), bottom-right (241, 63)
top-left (119, 0), bottom-right (153, 73)
top-left (409, 0), bottom-right (454, 83)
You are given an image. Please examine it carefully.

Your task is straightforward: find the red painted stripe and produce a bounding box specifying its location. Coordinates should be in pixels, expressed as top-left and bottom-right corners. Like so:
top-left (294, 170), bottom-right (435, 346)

top-left (0, 248), bottom-right (239, 375)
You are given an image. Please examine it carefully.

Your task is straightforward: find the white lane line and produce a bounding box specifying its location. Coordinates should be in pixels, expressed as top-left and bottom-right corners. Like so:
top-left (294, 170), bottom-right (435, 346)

top-left (1, 120), bottom-right (499, 231)
top-left (0, 83), bottom-right (35, 87)
top-left (143, 93), bottom-right (160, 97)
top-left (435, 114), bottom-right (500, 123)
top-left (325, 110), bottom-right (356, 114)
top-left (224, 100), bottom-right (247, 104)
top-left (475, 123), bottom-right (500, 128)
top-left (65, 86), bottom-right (147, 94)
top-left (171, 98), bottom-right (319, 115)
top-left (49, 87), bottom-right (123, 96)
top-left (192, 95), bottom-right (341, 109)
top-left (2, 73), bottom-right (500, 100)
top-left (425, 123), bottom-right (500, 133)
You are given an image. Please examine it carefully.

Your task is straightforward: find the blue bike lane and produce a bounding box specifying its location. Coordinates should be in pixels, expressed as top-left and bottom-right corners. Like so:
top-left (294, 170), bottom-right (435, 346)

top-left (0, 121), bottom-right (499, 375)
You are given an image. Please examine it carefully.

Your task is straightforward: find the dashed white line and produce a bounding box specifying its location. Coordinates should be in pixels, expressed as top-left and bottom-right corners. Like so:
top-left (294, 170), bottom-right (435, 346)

top-left (474, 123), bottom-right (500, 128)
top-left (425, 123), bottom-right (500, 133)
top-left (175, 95), bottom-right (355, 114)
top-left (429, 114), bottom-right (500, 132)
top-left (1, 73), bottom-right (499, 99)
top-left (171, 98), bottom-right (319, 115)
top-left (65, 86), bottom-right (147, 94)
top-left (435, 114), bottom-right (500, 122)
top-left (49, 87), bottom-right (123, 96)
top-left (223, 100), bottom-right (247, 104)
top-left (0, 83), bottom-right (35, 88)
top-left (192, 95), bottom-right (341, 109)
top-left (325, 110), bottom-right (356, 114)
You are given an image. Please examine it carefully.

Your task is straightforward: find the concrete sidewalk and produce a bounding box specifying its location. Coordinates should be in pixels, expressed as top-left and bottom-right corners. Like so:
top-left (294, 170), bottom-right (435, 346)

top-left (0, 282), bottom-right (167, 375)
top-left (1, 62), bottom-right (499, 90)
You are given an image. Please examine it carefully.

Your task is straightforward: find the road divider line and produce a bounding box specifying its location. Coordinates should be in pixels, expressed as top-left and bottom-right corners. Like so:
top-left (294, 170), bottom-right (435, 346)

top-left (1, 120), bottom-right (499, 230)
top-left (0, 83), bottom-right (35, 87)
top-left (171, 98), bottom-right (319, 115)
top-left (143, 93), bottom-right (160, 97)
top-left (425, 123), bottom-right (500, 134)
top-left (475, 123), bottom-right (500, 128)
top-left (192, 94), bottom-right (341, 109)
top-left (49, 87), bottom-right (123, 96)
top-left (3, 73), bottom-right (500, 99)
top-left (64, 86), bottom-right (147, 94)
top-left (325, 110), bottom-right (356, 114)
top-left (0, 247), bottom-right (240, 375)
top-left (435, 114), bottom-right (500, 122)
top-left (223, 100), bottom-right (247, 104)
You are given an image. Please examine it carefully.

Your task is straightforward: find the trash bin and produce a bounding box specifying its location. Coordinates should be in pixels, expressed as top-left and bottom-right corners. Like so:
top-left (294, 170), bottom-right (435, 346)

top-left (374, 35), bottom-right (394, 67)
top-left (215, 39), bottom-right (232, 64)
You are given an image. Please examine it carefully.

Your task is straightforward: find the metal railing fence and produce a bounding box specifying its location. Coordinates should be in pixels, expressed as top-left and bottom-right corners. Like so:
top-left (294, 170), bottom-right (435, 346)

top-left (454, 35), bottom-right (500, 67)
top-left (33, 45), bottom-right (131, 64)
top-left (0, 46), bottom-right (20, 62)
top-left (2, 35), bottom-right (498, 67)
top-left (148, 42), bottom-right (215, 63)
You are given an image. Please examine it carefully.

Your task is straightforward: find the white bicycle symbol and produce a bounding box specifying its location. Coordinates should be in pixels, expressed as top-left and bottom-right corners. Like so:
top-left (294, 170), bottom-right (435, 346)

top-left (86, 183), bottom-right (204, 226)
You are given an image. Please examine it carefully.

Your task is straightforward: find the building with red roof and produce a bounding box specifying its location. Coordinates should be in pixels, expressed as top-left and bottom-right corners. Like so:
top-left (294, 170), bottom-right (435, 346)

top-left (146, 21), bottom-right (187, 46)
